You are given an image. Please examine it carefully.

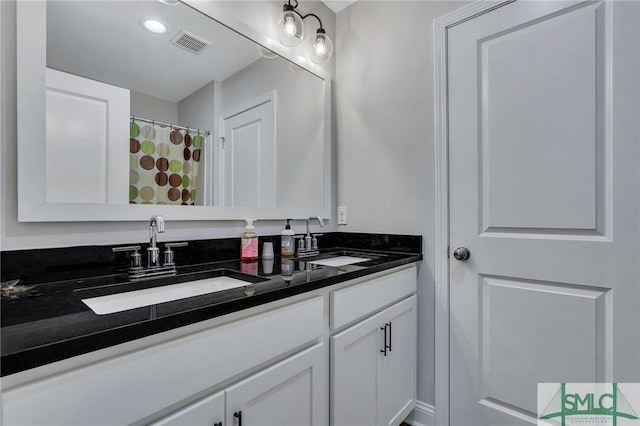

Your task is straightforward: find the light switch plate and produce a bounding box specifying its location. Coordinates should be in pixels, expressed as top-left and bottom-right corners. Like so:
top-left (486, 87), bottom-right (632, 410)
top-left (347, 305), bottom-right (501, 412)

top-left (338, 206), bottom-right (347, 225)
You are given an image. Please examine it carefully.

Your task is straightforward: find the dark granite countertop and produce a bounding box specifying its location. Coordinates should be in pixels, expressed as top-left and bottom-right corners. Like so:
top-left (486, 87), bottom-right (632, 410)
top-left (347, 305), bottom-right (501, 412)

top-left (1, 233), bottom-right (421, 377)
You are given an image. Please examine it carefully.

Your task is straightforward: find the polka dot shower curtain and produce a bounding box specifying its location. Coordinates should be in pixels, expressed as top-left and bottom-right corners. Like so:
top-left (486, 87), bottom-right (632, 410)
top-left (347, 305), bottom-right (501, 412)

top-left (129, 119), bottom-right (204, 205)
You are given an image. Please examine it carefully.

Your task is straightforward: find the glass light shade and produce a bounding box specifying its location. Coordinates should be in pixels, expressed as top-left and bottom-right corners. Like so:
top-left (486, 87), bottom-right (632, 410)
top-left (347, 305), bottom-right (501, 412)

top-left (277, 10), bottom-right (304, 47)
top-left (307, 30), bottom-right (333, 64)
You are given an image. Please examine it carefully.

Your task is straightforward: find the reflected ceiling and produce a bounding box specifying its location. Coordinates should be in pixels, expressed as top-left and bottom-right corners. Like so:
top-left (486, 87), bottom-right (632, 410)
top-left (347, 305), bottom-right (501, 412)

top-left (47, 1), bottom-right (262, 102)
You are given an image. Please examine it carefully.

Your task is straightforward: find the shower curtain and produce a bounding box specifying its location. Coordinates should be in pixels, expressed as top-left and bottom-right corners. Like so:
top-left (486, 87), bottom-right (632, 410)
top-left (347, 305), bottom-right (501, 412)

top-left (129, 119), bottom-right (204, 205)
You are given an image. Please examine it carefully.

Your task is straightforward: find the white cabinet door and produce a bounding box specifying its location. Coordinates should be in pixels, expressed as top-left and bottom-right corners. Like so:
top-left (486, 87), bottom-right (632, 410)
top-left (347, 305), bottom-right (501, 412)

top-left (377, 296), bottom-right (417, 426)
top-left (331, 313), bottom-right (379, 426)
top-left (151, 391), bottom-right (224, 426)
top-left (225, 343), bottom-right (327, 426)
top-left (331, 296), bottom-right (417, 426)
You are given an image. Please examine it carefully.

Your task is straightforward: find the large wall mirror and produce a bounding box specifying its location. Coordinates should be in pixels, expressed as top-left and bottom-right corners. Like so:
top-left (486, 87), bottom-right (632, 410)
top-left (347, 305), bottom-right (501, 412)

top-left (17, 0), bottom-right (331, 221)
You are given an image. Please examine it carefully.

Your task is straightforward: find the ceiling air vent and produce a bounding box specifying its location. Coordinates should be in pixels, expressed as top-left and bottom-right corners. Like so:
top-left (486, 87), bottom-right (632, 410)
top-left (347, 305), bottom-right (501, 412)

top-left (171, 30), bottom-right (212, 54)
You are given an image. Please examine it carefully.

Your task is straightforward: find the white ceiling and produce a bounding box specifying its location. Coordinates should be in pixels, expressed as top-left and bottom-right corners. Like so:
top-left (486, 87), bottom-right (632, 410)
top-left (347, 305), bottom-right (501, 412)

top-left (321, 0), bottom-right (357, 13)
top-left (46, 1), bottom-right (265, 102)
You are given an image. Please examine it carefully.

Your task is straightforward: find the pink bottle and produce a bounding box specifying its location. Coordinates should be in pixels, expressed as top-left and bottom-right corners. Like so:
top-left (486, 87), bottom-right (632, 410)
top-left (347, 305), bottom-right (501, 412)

top-left (241, 219), bottom-right (258, 261)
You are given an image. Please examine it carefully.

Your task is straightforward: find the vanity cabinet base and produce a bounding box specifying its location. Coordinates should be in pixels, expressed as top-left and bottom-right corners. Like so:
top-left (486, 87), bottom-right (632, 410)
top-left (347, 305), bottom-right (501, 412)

top-left (1, 266), bottom-right (417, 426)
top-left (331, 296), bottom-right (417, 426)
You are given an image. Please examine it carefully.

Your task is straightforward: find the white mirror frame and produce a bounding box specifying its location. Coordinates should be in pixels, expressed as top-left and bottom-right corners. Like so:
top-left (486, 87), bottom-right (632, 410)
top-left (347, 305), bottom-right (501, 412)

top-left (16, 0), bottom-right (332, 222)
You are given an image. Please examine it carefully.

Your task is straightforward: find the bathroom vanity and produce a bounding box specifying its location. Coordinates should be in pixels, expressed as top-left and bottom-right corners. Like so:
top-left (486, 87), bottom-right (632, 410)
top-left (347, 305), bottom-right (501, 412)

top-left (1, 235), bottom-right (421, 426)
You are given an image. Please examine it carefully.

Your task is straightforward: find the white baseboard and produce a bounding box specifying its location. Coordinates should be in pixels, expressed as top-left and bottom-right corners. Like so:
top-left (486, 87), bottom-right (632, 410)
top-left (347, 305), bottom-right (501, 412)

top-left (405, 400), bottom-right (435, 426)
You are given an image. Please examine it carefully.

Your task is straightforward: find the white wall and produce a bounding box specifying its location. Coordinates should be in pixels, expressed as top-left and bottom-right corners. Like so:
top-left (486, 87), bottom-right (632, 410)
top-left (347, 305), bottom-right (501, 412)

top-left (131, 91), bottom-right (179, 124)
top-left (178, 81), bottom-right (217, 206)
top-left (335, 0), bottom-right (470, 409)
top-left (0, 0), bottom-right (335, 251)
top-left (178, 81), bottom-right (216, 132)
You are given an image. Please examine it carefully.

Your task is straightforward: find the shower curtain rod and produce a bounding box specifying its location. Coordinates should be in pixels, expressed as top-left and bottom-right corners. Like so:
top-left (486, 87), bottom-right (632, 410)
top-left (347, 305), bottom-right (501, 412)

top-left (130, 115), bottom-right (211, 136)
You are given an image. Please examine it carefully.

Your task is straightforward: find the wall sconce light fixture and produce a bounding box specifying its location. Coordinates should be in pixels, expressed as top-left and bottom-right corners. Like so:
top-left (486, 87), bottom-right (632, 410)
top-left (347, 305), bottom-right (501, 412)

top-left (277, 0), bottom-right (333, 64)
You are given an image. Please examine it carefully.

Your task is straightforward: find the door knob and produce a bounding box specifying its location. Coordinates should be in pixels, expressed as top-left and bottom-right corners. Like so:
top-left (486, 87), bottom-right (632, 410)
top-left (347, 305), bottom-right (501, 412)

top-left (453, 247), bottom-right (470, 261)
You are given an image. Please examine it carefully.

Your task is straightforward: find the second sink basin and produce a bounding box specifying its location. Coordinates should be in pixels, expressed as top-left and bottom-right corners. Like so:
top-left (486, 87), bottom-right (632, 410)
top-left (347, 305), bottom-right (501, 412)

top-left (298, 251), bottom-right (386, 268)
top-left (309, 256), bottom-right (371, 267)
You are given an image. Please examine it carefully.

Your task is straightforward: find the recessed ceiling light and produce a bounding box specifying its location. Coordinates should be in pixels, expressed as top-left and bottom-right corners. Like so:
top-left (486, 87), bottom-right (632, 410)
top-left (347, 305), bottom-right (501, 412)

top-left (157, 0), bottom-right (180, 5)
top-left (141, 19), bottom-right (167, 34)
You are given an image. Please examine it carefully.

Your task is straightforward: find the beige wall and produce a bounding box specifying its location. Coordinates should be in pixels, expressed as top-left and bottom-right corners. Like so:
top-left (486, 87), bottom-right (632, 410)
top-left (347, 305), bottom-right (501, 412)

top-left (335, 0), bottom-right (470, 408)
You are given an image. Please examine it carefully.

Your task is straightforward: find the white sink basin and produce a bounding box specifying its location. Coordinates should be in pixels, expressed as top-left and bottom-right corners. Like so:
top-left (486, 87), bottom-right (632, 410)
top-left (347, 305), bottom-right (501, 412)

top-left (309, 256), bottom-right (370, 267)
top-left (81, 276), bottom-right (251, 315)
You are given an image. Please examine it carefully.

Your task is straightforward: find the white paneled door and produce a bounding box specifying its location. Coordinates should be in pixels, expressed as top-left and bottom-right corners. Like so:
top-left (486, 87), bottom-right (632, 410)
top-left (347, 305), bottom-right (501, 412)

top-left (46, 68), bottom-right (129, 204)
top-left (447, 1), bottom-right (639, 425)
top-left (220, 94), bottom-right (275, 208)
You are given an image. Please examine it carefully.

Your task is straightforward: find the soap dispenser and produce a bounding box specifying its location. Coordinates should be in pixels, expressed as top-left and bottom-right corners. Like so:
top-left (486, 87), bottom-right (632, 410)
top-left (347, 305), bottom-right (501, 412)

top-left (281, 219), bottom-right (295, 257)
top-left (241, 219), bottom-right (258, 261)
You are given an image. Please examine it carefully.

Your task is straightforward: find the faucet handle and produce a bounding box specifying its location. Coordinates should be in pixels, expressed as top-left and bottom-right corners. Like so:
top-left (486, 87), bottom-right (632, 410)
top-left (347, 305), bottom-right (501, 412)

top-left (311, 234), bottom-right (323, 250)
top-left (163, 242), bottom-right (188, 267)
top-left (294, 235), bottom-right (306, 251)
top-left (112, 245), bottom-right (142, 271)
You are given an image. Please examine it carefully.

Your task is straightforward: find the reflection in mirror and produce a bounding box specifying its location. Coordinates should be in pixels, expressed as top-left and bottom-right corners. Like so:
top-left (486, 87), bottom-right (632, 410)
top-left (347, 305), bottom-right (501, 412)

top-left (45, 1), bottom-right (326, 210)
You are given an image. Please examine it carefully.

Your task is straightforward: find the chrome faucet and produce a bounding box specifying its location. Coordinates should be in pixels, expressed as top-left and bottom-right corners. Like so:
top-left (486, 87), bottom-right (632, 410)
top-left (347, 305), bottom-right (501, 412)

top-left (306, 216), bottom-right (325, 236)
top-left (113, 215), bottom-right (188, 280)
top-left (297, 216), bottom-right (324, 257)
top-left (148, 214), bottom-right (165, 268)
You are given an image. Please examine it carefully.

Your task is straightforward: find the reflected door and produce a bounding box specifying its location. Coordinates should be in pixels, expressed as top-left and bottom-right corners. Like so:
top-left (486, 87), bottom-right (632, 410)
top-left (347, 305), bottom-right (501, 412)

top-left (448, 1), bottom-right (640, 425)
top-left (46, 68), bottom-right (129, 204)
top-left (221, 96), bottom-right (275, 208)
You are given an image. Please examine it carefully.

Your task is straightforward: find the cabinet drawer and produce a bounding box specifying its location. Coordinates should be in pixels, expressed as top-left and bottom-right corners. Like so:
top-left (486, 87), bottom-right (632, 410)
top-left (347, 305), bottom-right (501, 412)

top-left (330, 266), bottom-right (416, 329)
top-left (1, 296), bottom-right (324, 426)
